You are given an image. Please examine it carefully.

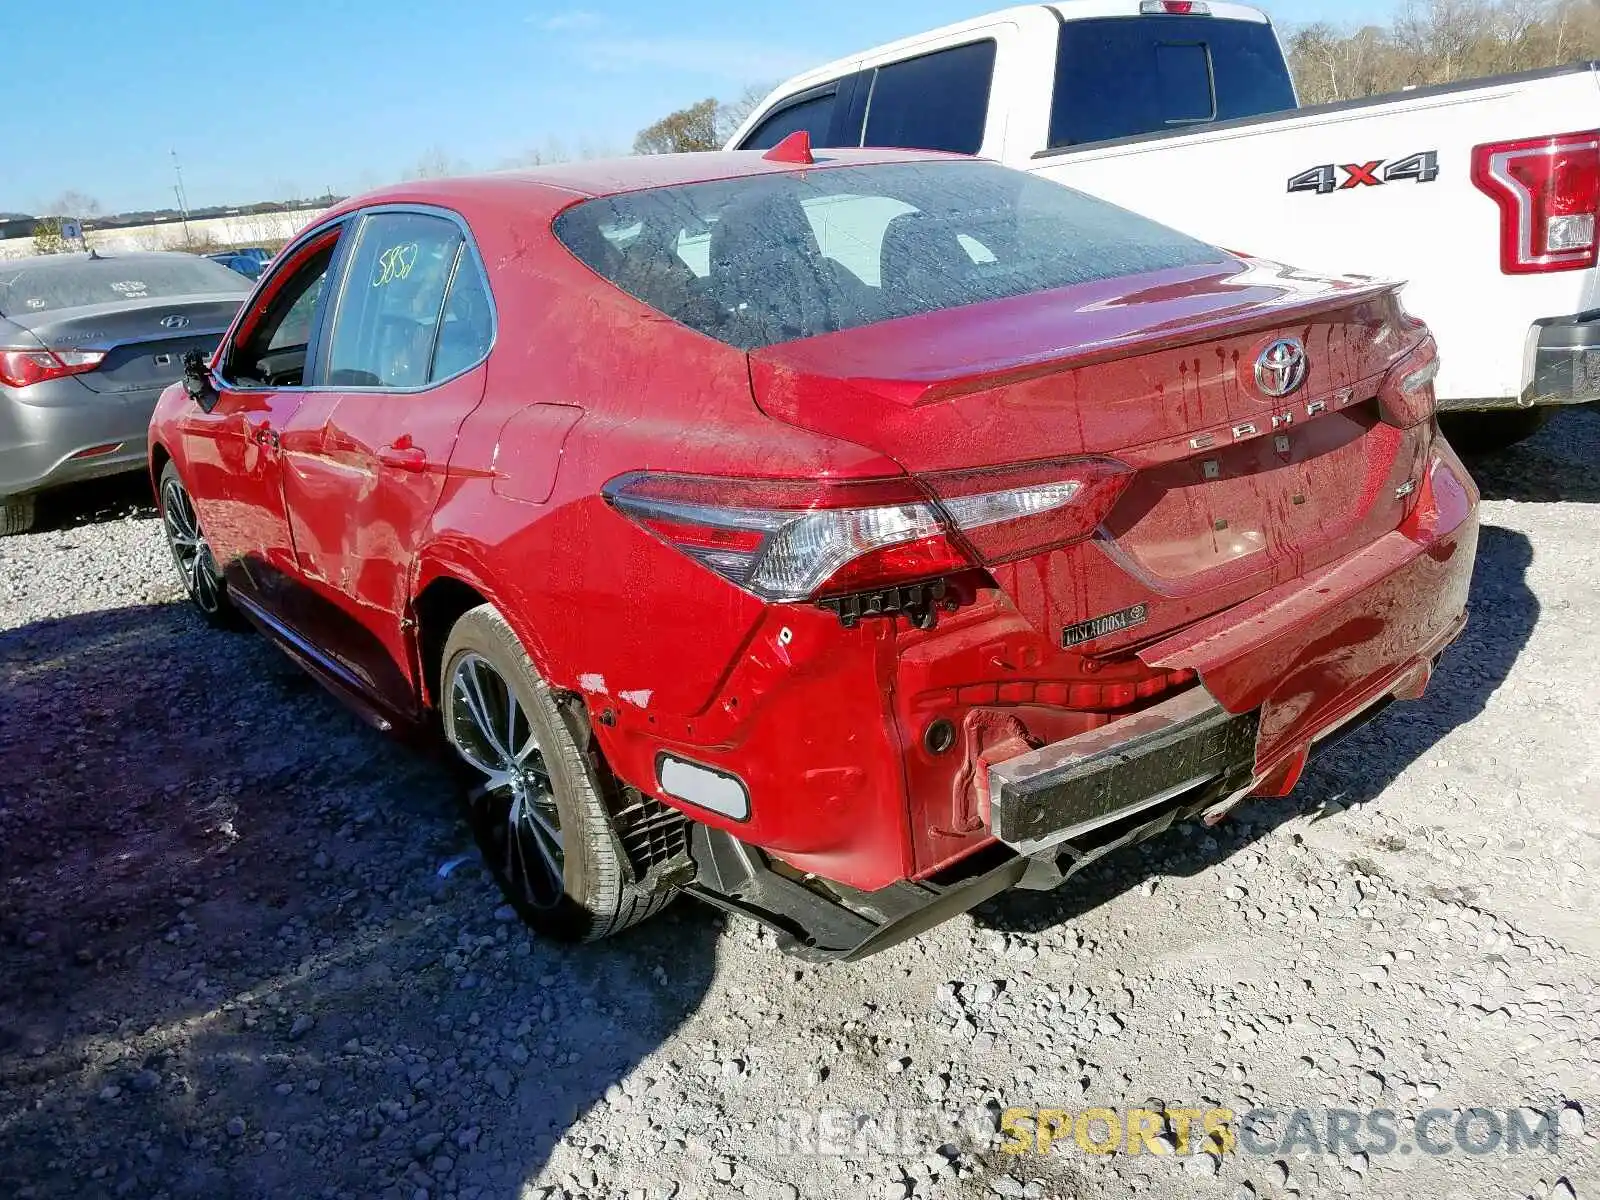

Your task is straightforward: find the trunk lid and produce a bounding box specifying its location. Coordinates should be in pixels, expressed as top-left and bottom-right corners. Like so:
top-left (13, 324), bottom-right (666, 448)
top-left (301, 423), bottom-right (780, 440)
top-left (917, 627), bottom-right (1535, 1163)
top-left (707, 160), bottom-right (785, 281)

top-left (2, 294), bottom-right (245, 394)
top-left (748, 259), bottom-right (1434, 649)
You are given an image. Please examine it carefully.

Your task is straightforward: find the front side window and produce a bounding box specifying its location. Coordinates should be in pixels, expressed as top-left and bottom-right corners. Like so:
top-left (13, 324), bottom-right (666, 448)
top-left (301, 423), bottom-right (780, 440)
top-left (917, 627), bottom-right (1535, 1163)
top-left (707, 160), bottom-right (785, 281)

top-left (323, 212), bottom-right (465, 389)
top-left (862, 40), bottom-right (996, 155)
top-left (226, 236), bottom-right (338, 387)
top-left (1051, 16), bottom-right (1296, 147)
top-left (553, 159), bottom-right (1227, 351)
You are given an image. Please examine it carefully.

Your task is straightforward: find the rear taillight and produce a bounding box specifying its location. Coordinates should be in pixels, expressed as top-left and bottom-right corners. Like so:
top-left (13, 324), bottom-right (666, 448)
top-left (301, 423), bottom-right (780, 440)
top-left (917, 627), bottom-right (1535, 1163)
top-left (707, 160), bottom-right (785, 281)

top-left (0, 348), bottom-right (106, 388)
top-left (603, 458), bottom-right (1132, 603)
top-left (1472, 131), bottom-right (1600, 275)
top-left (1377, 335), bottom-right (1440, 428)
top-left (1140, 1), bottom-right (1209, 12)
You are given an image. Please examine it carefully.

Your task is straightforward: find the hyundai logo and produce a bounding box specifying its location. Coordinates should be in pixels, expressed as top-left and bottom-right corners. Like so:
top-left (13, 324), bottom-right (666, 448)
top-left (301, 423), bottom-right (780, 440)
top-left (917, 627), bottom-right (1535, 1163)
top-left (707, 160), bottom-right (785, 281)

top-left (159, 314), bottom-right (190, 330)
top-left (1255, 338), bottom-right (1308, 398)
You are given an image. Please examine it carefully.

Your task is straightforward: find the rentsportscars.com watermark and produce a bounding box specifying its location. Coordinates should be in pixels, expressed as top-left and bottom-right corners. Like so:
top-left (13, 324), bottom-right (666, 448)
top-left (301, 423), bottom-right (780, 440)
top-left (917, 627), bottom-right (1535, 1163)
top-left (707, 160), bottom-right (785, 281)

top-left (751, 1104), bottom-right (1573, 1160)
top-left (997, 1106), bottom-right (1567, 1159)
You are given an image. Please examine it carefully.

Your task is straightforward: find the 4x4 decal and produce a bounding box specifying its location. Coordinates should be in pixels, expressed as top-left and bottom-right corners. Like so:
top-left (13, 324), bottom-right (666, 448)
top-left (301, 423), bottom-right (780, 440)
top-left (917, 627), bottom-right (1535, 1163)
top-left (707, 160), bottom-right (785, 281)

top-left (1288, 152), bottom-right (1441, 195)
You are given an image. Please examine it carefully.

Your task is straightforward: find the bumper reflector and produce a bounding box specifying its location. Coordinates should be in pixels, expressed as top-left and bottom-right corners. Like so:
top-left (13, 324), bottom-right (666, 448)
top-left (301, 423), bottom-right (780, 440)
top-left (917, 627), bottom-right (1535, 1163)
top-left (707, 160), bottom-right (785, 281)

top-left (658, 755), bottom-right (750, 821)
top-left (70, 442), bottom-right (124, 460)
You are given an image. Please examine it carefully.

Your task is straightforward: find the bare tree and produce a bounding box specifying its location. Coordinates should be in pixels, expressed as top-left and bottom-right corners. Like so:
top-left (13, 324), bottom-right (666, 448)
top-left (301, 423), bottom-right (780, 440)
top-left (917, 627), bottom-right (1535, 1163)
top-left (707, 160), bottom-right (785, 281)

top-left (1287, 0), bottom-right (1600, 104)
top-left (716, 83), bottom-right (776, 145)
top-left (43, 190), bottom-right (102, 219)
top-left (406, 147), bottom-right (469, 180)
top-left (500, 136), bottom-right (618, 168)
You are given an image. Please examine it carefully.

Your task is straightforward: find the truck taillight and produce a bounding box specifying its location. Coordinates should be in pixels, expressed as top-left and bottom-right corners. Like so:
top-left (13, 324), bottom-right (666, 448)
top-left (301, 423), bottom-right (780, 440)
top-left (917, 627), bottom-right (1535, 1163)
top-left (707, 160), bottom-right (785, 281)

top-left (1472, 131), bottom-right (1600, 275)
top-left (1140, 1), bottom-right (1210, 12)
top-left (1377, 335), bottom-right (1440, 428)
top-left (0, 348), bottom-right (106, 388)
top-left (603, 459), bottom-right (1132, 603)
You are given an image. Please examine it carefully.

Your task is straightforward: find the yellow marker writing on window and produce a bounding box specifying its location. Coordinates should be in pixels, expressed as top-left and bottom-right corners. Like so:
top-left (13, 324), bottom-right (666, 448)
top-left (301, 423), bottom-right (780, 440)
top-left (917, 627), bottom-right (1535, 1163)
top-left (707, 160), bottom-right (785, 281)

top-left (373, 242), bottom-right (419, 287)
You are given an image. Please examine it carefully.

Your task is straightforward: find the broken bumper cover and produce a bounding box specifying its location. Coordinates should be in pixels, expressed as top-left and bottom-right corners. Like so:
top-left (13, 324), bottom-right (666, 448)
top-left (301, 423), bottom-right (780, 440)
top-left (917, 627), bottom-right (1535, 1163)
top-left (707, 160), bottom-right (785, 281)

top-left (986, 689), bottom-right (1259, 856)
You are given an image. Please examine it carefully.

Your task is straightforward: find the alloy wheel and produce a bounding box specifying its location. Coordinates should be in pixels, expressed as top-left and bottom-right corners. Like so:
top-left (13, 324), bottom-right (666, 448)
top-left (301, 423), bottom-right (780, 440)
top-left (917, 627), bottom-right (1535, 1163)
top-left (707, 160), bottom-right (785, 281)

top-left (447, 651), bottom-right (566, 910)
top-left (160, 476), bottom-right (224, 615)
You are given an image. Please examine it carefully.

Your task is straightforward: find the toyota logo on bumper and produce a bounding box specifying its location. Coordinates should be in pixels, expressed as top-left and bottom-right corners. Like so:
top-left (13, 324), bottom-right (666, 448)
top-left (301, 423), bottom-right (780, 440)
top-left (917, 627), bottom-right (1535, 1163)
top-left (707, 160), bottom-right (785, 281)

top-left (1256, 338), bottom-right (1308, 398)
top-left (160, 314), bottom-right (190, 330)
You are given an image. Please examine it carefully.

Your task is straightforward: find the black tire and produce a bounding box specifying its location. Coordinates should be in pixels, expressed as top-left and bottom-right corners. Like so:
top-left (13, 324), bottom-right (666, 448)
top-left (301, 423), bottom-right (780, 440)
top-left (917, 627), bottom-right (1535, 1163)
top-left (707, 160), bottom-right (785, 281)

top-left (0, 494), bottom-right (35, 536)
top-left (1439, 408), bottom-right (1551, 456)
top-left (157, 462), bottom-right (243, 629)
top-left (440, 604), bottom-right (675, 942)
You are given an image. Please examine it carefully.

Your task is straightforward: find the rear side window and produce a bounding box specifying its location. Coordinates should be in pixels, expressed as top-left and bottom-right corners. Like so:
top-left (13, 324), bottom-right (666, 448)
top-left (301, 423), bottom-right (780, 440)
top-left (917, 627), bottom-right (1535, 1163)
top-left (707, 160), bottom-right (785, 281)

top-left (0, 256), bottom-right (248, 316)
top-left (553, 159), bottom-right (1226, 351)
top-left (863, 40), bottom-right (996, 155)
top-left (323, 212), bottom-right (465, 388)
top-left (430, 256), bottom-right (495, 381)
top-left (742, 89), bottom-right (839, 150)
top-left (1051, 16), bottom-right (1296, 147)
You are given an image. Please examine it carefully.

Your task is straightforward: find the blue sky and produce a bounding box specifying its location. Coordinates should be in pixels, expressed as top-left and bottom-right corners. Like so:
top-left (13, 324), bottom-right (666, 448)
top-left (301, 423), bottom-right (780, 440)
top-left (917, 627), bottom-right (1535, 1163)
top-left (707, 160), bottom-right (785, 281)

top-left (2, 0), bottom-right (1396, 215)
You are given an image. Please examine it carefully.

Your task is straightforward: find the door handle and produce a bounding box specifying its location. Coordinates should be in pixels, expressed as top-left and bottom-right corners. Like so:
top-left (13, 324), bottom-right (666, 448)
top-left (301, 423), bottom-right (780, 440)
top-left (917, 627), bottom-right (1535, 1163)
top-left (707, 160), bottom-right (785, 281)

top-left (377, 438), bottom-right (429, 473)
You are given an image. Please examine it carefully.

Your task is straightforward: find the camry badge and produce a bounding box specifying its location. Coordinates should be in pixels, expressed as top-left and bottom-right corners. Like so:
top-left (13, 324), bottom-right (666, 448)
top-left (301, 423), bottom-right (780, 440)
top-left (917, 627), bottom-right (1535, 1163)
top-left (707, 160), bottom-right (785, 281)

top-left (1256, 337), bottom-right (1308, 398)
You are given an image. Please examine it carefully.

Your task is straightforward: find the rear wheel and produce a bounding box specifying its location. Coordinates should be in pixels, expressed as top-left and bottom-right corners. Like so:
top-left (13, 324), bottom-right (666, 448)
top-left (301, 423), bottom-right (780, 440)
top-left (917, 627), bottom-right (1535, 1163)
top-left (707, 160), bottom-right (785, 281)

top-left (1439, 408), bottom-right (1550, 456)
top-left (441, 604), bottom-right (676, 942)
top-left (0, 494), bottom-right (36, 536)
top-left (158, 462), bottom-right (242, 628)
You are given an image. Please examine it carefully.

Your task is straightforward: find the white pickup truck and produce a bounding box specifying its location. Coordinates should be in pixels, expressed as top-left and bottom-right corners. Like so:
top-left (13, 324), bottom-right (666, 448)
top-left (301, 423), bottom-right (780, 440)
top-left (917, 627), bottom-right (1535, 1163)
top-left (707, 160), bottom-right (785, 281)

top-left (727, 0), bottom-right (1600, 451)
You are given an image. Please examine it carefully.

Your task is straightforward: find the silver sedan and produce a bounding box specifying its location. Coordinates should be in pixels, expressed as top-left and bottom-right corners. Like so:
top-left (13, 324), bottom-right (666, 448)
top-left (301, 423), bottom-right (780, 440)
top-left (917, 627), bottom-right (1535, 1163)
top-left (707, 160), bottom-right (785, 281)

top-left (0, 251), bottom-right (250, 533)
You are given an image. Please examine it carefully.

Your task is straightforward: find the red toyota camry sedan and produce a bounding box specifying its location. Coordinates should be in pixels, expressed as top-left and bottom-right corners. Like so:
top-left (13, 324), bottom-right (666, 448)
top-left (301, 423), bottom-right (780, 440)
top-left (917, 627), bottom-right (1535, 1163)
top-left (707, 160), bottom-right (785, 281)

top-left (148, 140), bottom-right (1478, 959)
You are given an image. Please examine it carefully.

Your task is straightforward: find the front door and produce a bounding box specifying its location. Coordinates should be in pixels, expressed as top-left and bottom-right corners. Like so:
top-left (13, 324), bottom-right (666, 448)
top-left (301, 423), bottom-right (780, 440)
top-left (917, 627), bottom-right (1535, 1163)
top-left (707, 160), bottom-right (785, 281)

top-left (279, 209), bottom-right (495, 714)
top-left (179, 226), bottom-right (344, 614)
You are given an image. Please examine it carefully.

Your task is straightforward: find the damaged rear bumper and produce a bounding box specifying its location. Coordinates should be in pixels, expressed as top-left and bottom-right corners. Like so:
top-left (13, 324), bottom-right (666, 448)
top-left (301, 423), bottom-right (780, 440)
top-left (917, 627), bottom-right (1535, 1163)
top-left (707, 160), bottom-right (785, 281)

top-left (985, 688), bottom-right (1259, 856)
top-left (678, 442), bottom-right (1478, 961)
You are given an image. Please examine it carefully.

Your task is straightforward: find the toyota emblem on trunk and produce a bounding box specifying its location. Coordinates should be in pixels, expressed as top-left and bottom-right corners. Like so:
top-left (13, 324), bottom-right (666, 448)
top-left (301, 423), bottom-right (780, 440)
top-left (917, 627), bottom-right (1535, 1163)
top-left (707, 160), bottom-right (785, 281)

top-left (160, 314), bottom-right (190, 329)
top-left (1255, 338), bottom-right (1308, 398)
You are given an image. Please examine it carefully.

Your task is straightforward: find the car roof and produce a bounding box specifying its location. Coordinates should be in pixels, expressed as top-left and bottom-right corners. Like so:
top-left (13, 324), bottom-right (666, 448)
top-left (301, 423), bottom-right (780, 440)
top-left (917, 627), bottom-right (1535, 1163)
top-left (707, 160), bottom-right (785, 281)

top-left (323, 147), bottom-right (963, 219)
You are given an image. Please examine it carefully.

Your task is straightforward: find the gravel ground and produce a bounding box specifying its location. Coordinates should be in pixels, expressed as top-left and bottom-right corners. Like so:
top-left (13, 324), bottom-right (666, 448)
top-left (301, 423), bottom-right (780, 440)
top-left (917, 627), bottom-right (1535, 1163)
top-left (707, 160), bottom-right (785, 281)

top-left (1, 415), bottom-right (1598, 1200)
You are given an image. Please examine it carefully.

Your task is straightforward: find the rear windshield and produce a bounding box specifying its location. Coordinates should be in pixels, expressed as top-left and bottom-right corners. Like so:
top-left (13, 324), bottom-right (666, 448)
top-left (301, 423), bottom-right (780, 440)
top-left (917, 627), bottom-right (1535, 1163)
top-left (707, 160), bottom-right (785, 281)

top-left (553, 159), bottom-right (1228, 350)
top-left (1051, 16), bottom-right (1297, 148)
top-left (0, 256), bottom-right (249, 317)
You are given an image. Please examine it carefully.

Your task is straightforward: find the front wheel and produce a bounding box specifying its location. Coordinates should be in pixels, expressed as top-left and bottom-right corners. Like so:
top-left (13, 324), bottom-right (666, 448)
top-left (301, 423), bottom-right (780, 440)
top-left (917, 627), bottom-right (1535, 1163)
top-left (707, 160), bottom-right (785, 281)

top-left (1439, 408), bottom-right (1550, 456)
top-left (158, 462), bottom-right (242, 628)
top-left (440, 604), bottom-right (676, 942)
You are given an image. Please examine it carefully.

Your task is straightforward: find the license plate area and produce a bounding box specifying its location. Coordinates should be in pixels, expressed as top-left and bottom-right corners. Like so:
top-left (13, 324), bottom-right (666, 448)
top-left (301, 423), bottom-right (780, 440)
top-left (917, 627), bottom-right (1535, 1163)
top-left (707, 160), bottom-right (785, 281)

top-left (988, 689), bottom-right (1259, 856)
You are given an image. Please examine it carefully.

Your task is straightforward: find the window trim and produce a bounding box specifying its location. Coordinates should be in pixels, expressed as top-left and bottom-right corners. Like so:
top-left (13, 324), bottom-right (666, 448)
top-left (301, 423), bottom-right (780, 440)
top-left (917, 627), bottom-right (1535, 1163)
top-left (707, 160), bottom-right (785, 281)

top-left (1154, 40), bottom-right (1219, 127)
top-left (859, 38), bottom-right (998, 155)
top-left (215, 215), bottom-right (353, 393)
top-left (736, 79), bottom-right (844, 151)
top-left (315, 203), bottom-right (499, 395)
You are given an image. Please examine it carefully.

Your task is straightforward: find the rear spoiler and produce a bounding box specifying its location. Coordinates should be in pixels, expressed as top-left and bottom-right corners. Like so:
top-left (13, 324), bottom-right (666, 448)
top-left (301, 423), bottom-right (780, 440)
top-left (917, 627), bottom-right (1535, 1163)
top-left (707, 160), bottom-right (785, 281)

top-left (752, 260), bottom-right (1404, 409)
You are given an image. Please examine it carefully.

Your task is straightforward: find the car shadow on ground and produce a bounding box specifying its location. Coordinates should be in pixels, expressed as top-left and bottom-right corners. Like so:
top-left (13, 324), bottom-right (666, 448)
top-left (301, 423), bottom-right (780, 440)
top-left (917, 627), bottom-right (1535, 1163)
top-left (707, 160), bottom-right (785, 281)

top-left (974, 520), bottom-right (1539, 936)
top-left (0, 601), bottom-right (720, 1200)
top-left (1462, 404), bottom-right (1600, 504)
top-left (26, 473), bottom-right (156, 534)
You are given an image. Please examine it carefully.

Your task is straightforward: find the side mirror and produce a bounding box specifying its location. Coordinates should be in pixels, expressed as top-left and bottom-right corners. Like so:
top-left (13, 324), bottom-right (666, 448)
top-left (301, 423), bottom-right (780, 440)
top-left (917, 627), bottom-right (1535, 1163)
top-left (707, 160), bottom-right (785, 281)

top-left (182, 349), bottom-right (219, 413)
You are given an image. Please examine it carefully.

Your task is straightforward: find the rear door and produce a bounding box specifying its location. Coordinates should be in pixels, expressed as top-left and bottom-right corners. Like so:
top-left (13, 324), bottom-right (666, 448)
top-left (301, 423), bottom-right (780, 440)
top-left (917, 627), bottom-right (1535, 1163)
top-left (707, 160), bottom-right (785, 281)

top-left (179, 223), bottom-right (346, 613)
top-left (278, 208), bottom-right (494, 712)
